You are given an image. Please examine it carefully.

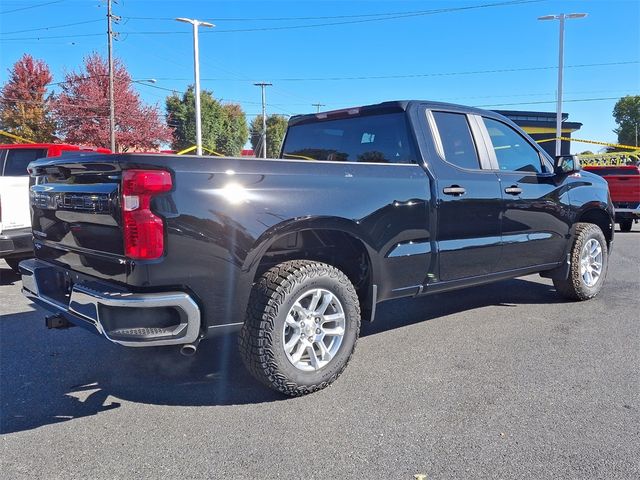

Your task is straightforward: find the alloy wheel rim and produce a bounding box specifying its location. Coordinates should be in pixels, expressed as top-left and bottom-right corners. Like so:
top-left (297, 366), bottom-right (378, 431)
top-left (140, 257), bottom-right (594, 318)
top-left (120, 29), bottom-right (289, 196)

top-left (282, 288), bottom-right (346, 372)
top-left (580, 238), bottom-right (603, 287)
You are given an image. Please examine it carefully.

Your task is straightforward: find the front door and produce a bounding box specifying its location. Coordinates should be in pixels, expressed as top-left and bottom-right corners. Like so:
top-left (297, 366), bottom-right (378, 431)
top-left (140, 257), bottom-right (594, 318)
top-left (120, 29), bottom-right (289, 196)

top-left (481, 117), bottom-right (571, 271)
top-left (427, 110), bottom-right (503, 282)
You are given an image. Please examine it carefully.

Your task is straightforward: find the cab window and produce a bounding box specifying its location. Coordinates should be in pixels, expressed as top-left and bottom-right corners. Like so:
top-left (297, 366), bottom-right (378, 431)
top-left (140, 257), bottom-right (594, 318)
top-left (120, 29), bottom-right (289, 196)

top-left (2, 148), bottom-right (47, 176)
top-left (484, 118), bottom-right (543, 173)
top-left (281, 113), bottom-right (417, 164)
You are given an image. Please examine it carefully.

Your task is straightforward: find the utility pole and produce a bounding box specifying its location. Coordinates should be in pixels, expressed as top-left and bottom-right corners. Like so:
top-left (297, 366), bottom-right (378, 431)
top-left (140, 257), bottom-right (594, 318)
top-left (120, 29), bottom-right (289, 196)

top-left (538, 13), bottom-right (587, 157)
top-left (107, 0), bottom-right (117, 152)
top-left (254, 82), bottom-right (272, 158)
top-left (312, 103), bottom-right (325, 113)
top-left (176, 18), bottom-right (214, 156)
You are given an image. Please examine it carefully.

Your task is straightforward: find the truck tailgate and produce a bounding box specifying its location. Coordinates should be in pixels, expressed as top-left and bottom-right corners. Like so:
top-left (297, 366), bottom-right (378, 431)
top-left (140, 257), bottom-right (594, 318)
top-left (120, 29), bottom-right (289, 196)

top-left (584, 166), bottom-right (640, 203)
top-left (29, 155), bottom-right (127, 281)
top-left (604, 174), bottom-right (640, 203)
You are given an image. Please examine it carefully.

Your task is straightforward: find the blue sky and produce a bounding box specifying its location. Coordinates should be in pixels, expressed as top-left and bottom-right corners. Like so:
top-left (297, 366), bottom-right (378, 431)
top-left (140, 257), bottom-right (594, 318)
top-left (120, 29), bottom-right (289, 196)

top-left (1, 0), bottom-right (638, 152)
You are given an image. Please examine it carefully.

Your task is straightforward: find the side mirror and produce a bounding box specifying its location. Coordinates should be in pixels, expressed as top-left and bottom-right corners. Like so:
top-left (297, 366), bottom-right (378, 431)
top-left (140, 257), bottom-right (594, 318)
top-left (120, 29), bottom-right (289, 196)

top-left (555, 155), bottom-right (581, 175)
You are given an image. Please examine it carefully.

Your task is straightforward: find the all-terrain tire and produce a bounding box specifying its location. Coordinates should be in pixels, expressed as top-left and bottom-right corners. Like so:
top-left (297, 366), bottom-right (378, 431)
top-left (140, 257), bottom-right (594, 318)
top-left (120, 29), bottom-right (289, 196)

top-left (553, 223), bottom-right (608, 301)
top-left (619, 219), bottom-right (633, 232)
top-left (239, 260), bottom-right (360, 396)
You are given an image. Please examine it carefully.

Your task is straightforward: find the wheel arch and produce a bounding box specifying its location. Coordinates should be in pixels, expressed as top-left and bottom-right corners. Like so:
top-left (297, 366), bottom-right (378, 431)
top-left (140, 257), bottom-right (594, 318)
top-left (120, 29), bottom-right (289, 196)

top-left (576, 205), bottom-right (614, 246)
top-left (243, 217), bottom-right (380, 321)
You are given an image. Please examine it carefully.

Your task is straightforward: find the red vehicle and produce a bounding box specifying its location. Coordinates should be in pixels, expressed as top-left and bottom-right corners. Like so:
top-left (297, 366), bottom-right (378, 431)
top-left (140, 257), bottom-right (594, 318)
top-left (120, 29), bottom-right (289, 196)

top-left (584, 164), bottom-right (640, 232)
top-left (1, 143), bottom-right (110, 271)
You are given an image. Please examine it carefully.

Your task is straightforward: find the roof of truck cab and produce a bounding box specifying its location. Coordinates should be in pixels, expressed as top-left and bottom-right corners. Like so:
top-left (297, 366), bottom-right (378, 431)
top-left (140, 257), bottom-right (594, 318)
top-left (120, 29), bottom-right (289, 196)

top-left (288, 100), bottom-right (500, 126)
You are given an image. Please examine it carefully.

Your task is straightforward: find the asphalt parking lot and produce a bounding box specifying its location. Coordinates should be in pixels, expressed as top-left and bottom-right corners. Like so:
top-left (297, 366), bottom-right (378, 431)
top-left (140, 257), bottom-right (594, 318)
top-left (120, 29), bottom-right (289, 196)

top-left (1, 227), bottom-right (639, 479)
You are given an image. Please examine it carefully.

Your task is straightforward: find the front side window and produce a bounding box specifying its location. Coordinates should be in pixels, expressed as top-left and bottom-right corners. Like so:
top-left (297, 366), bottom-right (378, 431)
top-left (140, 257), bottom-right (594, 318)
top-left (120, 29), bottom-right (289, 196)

top-left (484, 118), bottom-right (542, 173)
top-left (432, 111), bottom-right (480, 170)
top-left (3, 148), bottom-right (47, 176)
top-left (281, 113), bottom-right (417, 164)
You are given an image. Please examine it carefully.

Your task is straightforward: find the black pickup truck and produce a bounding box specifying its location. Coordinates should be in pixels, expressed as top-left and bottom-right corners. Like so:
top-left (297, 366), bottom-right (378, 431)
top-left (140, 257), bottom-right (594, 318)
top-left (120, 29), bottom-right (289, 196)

top-left (20, 100), bottom-right (614, 396)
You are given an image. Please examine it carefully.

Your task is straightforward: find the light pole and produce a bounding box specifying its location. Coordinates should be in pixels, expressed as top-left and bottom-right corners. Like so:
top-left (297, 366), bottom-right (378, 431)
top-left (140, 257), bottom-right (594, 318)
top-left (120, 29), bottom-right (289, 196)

top-left (254, 82), bottom-right (272, 158)
top-left (176, 17), bottom-right (214, 156)
top-left (107, 0), bottom-right (117, 152)
top-left (538, 13), bottom-right (587, 157)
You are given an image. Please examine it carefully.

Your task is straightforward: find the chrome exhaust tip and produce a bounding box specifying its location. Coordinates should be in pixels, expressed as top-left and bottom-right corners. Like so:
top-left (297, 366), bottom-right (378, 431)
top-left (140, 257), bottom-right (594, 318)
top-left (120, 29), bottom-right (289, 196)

top-left (180, 343), bottom-right (198, 356)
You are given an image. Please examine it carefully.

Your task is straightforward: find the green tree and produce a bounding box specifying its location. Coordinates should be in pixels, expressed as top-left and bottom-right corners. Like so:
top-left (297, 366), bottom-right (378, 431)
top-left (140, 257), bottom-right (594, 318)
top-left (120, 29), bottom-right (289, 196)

top-left (613, 95), bottom-right (640, 147)
top-left (250, 114), bottom-right (289, 158)
top-left (218, 104), bottom-right (249, 156)
top-left (166, 87), bottom-right (248, 156)
top-left (0, 54), bottom-right (56, 142)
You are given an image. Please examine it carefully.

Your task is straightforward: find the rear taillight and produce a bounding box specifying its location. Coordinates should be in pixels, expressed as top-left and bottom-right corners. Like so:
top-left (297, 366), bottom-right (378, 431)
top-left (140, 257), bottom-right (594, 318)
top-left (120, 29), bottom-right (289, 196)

top-left (121, 169), bottom-right (172, 260)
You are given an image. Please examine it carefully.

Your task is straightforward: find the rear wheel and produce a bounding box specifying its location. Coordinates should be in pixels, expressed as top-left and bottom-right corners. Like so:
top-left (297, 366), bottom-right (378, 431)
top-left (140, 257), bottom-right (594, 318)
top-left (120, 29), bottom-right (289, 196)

top-left (619, 219), bottom-right (633, 232)
top-left (239, 260), bottom-right (360, 396)
top-left (553, 223), bottom-right (608, 301)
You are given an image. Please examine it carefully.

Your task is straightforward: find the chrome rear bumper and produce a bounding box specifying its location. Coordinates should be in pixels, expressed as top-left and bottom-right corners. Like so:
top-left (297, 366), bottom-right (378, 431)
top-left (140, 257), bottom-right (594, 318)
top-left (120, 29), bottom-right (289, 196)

top-left (615, 207), bottom-right (640, 215)
top-left (20, 258), bottom-right (201, 347)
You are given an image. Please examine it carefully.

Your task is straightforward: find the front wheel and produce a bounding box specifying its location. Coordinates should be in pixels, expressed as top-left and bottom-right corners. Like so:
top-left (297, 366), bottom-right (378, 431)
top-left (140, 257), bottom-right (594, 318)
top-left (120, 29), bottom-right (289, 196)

top-left (619, 219), bottom-right (633, 232)
top-left (553, 223), bottom-right (608, 301)
top-left (239, 260), bottom-right (361, 396)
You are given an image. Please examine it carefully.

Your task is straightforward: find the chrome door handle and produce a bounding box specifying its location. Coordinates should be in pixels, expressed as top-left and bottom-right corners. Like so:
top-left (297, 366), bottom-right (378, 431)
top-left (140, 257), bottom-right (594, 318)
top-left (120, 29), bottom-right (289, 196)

top-left (504, 185), bottom-right (523, 195)
top-left (443, 185), bottom-right (466, 196)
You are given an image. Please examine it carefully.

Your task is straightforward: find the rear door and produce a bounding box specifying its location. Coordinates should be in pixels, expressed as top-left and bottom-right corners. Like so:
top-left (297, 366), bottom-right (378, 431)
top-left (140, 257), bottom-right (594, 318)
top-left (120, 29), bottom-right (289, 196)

top-left (0, 147), bottom-right (47, 232)
top-left (481, 117), bottom-right (571, 270)
top-left (426, 109), bottom-right (503, 281)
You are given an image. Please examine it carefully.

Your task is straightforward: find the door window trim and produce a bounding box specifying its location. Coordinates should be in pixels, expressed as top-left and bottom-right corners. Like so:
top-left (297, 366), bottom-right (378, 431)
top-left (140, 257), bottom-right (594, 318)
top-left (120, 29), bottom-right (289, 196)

top-left (425, 109), bottom-right (493, 171)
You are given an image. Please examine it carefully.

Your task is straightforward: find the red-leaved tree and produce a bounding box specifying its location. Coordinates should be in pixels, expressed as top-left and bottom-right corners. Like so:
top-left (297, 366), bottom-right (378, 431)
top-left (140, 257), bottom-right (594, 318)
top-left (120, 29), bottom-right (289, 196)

top-left (0, 54), bottom-right (56, 142)
top-left (52, 53), bottom-right (171, 151)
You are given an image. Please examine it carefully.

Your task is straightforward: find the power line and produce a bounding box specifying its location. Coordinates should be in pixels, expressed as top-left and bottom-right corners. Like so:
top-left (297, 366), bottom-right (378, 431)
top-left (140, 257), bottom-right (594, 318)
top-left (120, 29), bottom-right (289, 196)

top-left (0, 19), bottom-right (102, 35)
top-left (124, 5), bottom-right (534, 22)
top-left (0, 0), bottom-right (544, 40)
top-left (0, 33), bottom-right (103, 41)
top-left (252, 60), bottom-right (640, 81)
top-left (0, 0), bottom-right (63, 15)
top-left (126, 0), bottom-right (545, 34)
top-left (150, 61), bottom-right (640, 83)
top-left (475, 97), bottom-right (624, 108)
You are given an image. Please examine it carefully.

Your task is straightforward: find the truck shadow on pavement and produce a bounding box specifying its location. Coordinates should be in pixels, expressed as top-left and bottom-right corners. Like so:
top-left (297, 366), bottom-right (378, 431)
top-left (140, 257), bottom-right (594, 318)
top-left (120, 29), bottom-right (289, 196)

top-left (1, 276), bottom-right (559, 435)
top-left (0, 267), bottom-right (20, 286)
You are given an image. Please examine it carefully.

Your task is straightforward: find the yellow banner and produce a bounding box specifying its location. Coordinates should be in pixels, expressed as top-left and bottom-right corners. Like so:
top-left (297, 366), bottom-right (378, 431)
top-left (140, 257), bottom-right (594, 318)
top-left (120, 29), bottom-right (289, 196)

top-left (0, 129), bottom-right (35, 144)
top-left (176, 145), bottom-right (224, 157)
top-left (536, 136), bottom-right (640, 151)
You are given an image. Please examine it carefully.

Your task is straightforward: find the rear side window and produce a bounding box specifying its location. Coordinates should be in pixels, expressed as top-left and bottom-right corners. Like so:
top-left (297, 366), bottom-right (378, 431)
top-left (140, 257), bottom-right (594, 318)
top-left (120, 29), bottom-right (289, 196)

top-left (281, 113), bottom-right (417, 164)
top-left (484, 118), bottom-right (543, 173)
top-left (2, 148), bottom-right (47, 176)
top-left (432, 111), bottom-right (480, 170)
